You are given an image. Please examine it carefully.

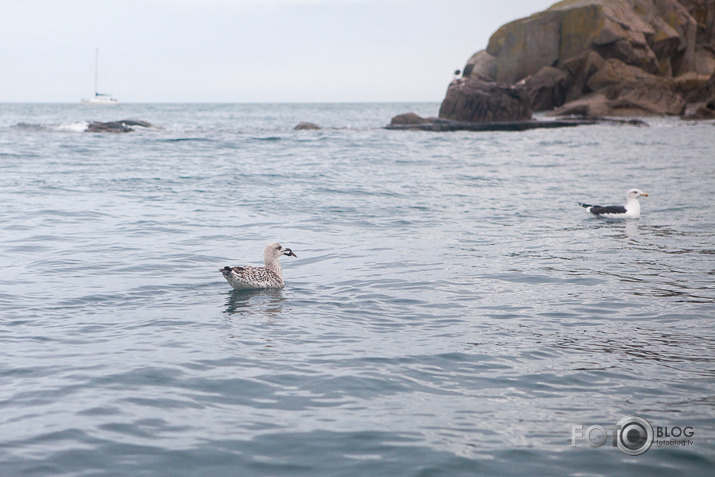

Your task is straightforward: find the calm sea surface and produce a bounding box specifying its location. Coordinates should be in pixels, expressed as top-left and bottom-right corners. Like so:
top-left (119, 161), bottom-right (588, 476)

top-left (1, 103), bottom-right (714, 476)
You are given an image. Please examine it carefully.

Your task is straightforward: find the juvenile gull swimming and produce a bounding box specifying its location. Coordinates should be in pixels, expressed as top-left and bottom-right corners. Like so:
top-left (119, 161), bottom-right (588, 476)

top-left (220, 243), bottom-right (297, 290)
top-left (579, 188), bottom-right (649, 219)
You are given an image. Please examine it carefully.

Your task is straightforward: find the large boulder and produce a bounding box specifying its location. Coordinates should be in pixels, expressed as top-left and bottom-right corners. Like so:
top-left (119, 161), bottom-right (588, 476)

top-left (669, 70), bottom-right (711, 101)
top-left (694, 47), bottom-right (715, 73)
top-left (681, 70), bottom-right (715, 117)
top-left (456, 0), bottom-right (714, 116)
top-left (438, 77), bottom-right (532, 123)
top-left (682, 103), bottom-right (715, 119)
top-left (586, 58), bottom-right (686, 113)
top-left (705, 70), bottom-right (715, 106)
top-left (551, 57), bottom-right (686, 115)
top-left (521, 66), bottom-right (571, 111)
top-left (463, 50), bottom-right (498, 79)
top-left (690, 69), bottom-right (715, 106)
top-left (562, 50), bottom-right (607, 102)
top-left (678, 0), bottom-right (715, 48)
top-left (486, 10), bottom-right (562, 84)
top-left (549, 93), bottom-right (617, 117)
top-left (389, 112), bottom-right (435, 127)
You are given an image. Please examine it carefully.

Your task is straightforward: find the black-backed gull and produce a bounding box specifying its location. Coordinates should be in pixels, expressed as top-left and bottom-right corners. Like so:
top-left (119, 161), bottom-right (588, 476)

top-left (220, 243), bottom-right (297, 290)
top-left (579, 188), bottom-right (649, 219)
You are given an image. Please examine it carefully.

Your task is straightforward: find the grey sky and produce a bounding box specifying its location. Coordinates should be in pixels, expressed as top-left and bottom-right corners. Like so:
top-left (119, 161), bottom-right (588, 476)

top-left (0, 0), bottom-right (557, 102)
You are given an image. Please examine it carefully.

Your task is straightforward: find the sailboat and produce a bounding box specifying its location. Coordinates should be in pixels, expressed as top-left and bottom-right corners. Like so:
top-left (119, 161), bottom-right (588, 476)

top-left (82, 49), bottom-right (118, 105)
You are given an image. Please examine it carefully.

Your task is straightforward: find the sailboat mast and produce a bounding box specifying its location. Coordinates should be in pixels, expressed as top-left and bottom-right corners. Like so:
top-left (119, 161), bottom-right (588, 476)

top-left (94, 49), bottom-right (99, 96)
top-left (81, 48), bottom-right (117, 104)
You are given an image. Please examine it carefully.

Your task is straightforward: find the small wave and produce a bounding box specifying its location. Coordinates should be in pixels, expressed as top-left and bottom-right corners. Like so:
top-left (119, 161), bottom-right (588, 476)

top-left (10, 121), bottom-right (90, 133)
top-left (56, 121), bottom-right (90, 133)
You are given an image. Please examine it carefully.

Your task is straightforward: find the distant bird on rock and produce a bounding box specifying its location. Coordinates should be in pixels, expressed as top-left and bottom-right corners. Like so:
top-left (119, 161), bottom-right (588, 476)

top-left (220, 243), bottom-right (297, 290)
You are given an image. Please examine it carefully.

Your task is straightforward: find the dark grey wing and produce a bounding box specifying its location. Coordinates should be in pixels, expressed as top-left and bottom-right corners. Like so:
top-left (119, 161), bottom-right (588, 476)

top-left (589, 205), bottom-right (627, 215)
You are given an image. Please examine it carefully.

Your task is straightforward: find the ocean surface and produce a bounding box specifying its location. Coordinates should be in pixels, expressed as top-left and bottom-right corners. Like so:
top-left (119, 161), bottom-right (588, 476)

top-left (1, 103), bottom-right (714, 476)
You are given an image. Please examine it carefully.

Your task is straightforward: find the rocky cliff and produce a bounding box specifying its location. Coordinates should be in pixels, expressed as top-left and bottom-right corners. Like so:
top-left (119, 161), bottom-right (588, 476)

top-left (458, 0), bottom-right (715, 118)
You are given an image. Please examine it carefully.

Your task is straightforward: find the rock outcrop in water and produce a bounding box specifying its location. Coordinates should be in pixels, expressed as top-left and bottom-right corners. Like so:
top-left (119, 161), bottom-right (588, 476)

top-left (438, 76), bottom-right (533, 123)
top-left (388, 73), bottom-right (561, 130)
top-left (459, 0), bottom-right (715, 118)
top-left (85, 119), bottom-right (153, 133)
top-left (385, 112), bottom-right (648, 131)
top-left (294, 122), bottom-right (321, 130)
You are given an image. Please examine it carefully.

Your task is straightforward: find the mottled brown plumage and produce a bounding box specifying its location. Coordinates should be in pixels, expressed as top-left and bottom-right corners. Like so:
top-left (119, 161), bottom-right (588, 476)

top-left (220, 243), bottom-right (296, 290)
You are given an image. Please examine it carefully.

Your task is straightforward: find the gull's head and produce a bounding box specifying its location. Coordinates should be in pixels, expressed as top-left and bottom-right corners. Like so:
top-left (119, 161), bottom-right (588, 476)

top-left (264, 242), bottom-right (297, 263)
top-left (627, 188), bottom-right (648, 200)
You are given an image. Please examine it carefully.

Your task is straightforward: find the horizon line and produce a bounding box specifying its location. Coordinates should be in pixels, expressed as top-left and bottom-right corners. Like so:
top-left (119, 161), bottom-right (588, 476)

top-left (0, 100), bottom-right (442, 105)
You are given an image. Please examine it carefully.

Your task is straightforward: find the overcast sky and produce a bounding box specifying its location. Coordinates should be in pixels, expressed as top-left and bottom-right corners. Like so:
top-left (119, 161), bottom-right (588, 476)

top-left (0, 0), bottom-right (557, 103)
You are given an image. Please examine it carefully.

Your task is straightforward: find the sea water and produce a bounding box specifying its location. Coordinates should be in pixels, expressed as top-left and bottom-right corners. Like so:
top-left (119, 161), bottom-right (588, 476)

top-left (0, 103), bottom-right (714, 476)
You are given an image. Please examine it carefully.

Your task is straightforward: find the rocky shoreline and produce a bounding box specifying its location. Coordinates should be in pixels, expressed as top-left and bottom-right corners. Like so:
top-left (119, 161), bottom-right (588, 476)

top-left (391, 0), bottom-right (715, 130)
top-left (385, 111), bottom-right (647, 132)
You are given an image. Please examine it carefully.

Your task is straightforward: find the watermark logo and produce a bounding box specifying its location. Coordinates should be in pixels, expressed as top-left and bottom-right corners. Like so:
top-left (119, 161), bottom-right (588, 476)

top-left (615, 416), bottom-right (653, 455)
top-left (571, 416), bottom-right (694, 456)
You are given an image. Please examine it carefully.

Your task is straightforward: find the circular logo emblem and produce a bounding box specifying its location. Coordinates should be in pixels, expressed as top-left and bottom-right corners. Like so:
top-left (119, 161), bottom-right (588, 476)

top-left (616, 416), bottom-right (654, 456)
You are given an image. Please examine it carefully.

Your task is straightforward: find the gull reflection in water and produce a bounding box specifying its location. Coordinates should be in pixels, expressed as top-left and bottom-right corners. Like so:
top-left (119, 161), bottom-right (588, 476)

top-left (625, 220), bottom-right (639, 239)
top-left (223, 288), bottom-right (285, 317)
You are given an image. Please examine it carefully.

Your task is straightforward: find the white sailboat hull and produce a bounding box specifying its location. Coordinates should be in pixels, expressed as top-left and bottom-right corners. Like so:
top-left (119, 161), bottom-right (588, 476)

top-left (82, 95), bottom-right (119, 105)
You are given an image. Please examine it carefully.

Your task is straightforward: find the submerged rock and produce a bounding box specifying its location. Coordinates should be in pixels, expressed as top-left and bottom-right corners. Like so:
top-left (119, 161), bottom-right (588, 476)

top-left (85, 119), bottom-right (153, 133)
top-left (294, 122), bottom-right (321, 130)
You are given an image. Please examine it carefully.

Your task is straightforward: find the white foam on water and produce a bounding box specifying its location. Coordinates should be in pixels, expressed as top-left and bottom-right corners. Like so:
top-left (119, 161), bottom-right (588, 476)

top-left (56, 121), bottom-right (89, 132)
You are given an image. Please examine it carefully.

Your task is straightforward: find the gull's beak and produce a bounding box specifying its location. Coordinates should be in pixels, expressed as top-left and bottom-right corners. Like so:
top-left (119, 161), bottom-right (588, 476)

top-left (283, 248), bottom-right (297, 258)
top-left (641, 192), bottom-right (649, 197)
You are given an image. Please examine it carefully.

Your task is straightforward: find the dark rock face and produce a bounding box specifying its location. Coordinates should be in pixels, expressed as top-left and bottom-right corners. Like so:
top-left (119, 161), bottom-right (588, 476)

top-left (683, 70), bottom-right (715, 117)
top-left (578, 57), bottom-right (687, 115)
top-left (294, 122), bottom-right (321, 130)
top-left (85, 119), bottom-right (153, 133)
top-left (551, 90), bottom-right (684, 117)
top-left (459, 0), bottom-right (715, 118)
top-left (682, 103), bottom-right (715, 118)
top-left (438, 77), bottom-right (532, 123)
top-left (702, 70), bottom-right (715, 107)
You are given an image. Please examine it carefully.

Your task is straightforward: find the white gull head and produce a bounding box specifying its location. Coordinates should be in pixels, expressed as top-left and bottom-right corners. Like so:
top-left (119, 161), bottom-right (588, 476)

top-left (626, 189), bottom-right (649, 200)
top-left (263, 242), bottom-right (297, 275)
